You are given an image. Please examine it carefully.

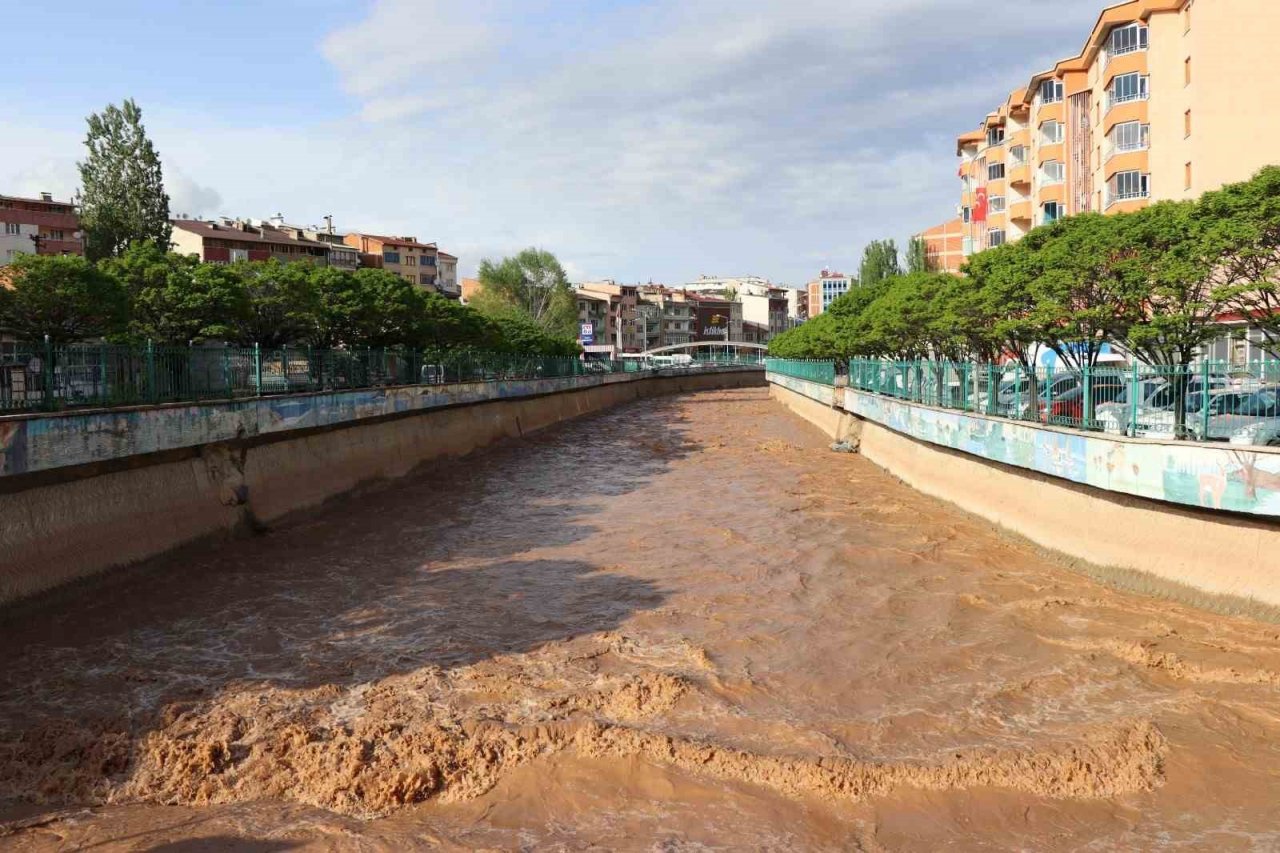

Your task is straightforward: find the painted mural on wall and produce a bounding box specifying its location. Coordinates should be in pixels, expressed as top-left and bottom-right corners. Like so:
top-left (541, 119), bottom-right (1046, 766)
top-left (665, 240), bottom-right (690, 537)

top-left (765, 372), bottom-right (836, 407)
top-left (843, 389), bottom-right (1280, 518)
top-left (0, 372), bottom-right (651, 478)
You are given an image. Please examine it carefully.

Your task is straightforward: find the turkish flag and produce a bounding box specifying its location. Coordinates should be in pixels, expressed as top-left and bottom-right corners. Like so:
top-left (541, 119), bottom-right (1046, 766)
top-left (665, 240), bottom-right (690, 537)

top-left (973, 187), bottom-right (988, 223)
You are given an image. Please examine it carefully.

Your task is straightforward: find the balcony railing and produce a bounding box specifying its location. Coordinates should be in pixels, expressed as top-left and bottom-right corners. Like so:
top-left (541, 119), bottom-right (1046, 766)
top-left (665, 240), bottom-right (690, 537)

top-left (1106, 187), bottom-right (1151, 208)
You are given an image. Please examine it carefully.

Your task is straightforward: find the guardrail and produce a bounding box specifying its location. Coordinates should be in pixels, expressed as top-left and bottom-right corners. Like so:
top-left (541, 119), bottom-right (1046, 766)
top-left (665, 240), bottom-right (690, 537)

top-left (848, 358), bottom-right (1280, 448)
top-left (765, 358), bottom-right (837, 386)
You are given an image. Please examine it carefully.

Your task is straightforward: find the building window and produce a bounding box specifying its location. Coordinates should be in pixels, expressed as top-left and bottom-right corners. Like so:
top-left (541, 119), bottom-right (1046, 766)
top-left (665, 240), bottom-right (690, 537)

top-left (1108, 23), bottom-right (1149, 57)
top-left (986, 126), bottom-right (1005, 147)
top-left (988, 162), bottom-right (1006, 181)
top-left (989, 195), bottom-right (1007, 213)
top-left (1184, 110), bottom-right (1192, 137)
top-left (1009, 145), bottom-right (1028, 166)
top-left (383, 251), bottom-right (400, 264)
top-left (987, 229), bottom-right (1006, 248)
top-left (1041, 161), bottom-right (1065, 185)
top-left (1109, 121), bottom-right (1150, 155)
top-left (1039, 79), bottom-right (1063, 104)
top-left (422, 255), bottom-right (436, 267)
top-left (1108, 72), bottom-right (1149, 108)
top-left (1184, 57), bottom-right (1192, 85)
top-left (962, 206), bottom-right (971, 224)
top-left (3, 223), bottom-right (20, 235)
top-left (405, 255), bottom-right (416, 266)
top-left (1040, 120), bottom-right (1064, 145)
top-left (1109, 170), bottom-right (1150, 205)
top-left (1184, 2), bottom-right (1191, 32)
top-left (1185, 162), bottom-right (1193, 190)
top-left (1042, 201), bottom-right (1063, 224)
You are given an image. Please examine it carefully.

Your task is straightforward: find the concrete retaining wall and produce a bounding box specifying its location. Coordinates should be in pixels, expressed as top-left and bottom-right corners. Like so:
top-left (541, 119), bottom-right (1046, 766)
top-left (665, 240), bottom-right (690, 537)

top-left (768, 374), bottom-right (1280, 607)
top-left (0, 369), bottom-right (763, 605)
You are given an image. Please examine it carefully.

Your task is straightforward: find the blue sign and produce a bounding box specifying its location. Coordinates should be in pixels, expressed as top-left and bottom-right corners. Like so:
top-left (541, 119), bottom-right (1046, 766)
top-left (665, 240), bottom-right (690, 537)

top-left (580, 322), bottom-right (595, 344)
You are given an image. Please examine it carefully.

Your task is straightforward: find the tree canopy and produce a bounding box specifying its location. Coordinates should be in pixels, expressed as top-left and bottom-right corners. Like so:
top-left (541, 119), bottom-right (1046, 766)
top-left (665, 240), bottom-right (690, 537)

top-left (469, 248), bottom-right (578, 340)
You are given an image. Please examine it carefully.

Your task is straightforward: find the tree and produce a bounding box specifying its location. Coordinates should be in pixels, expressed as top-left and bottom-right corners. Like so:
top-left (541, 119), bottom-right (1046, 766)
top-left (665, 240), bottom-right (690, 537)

top-left (1199, 166), bottom-right (1280, 357)
top-left (859, 239), bottom-right (901, 288)
top-left (0, 254), bottom-right (130, 343)
top-left (102, 241), bottom-right (249, 343)
top-left (906, 235), bottom-right (929, 274)
top-left (470, 248), bottom-right (577, 339)
top-left (236, 259), bottom-right (321, 347)
top-left (78, 99), bottom-right (172, 260)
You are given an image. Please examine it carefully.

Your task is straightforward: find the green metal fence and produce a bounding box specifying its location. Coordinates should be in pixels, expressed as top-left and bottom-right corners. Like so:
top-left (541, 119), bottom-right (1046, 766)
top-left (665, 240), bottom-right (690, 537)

top-left (0, 341), bottom-right (751, 414)
top-left (765, 358), bottom-right (837, 386)
top-left (849, 358), bottom-right (1280, 447)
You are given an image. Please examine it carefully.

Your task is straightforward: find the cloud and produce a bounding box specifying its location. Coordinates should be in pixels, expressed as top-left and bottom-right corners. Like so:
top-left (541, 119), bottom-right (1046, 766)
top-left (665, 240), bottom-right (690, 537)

top-left (314, 0), bottom-right (1103, 282)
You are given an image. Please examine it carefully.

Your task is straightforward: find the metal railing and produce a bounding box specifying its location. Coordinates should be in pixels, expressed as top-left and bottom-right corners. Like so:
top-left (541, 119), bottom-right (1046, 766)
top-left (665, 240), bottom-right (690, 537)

top-left (0, 341), bottom-right (748, 414)
top-left (765, 358), bottom-right (837, 386)
top-left (848, 358), bottom-right (1280, 447)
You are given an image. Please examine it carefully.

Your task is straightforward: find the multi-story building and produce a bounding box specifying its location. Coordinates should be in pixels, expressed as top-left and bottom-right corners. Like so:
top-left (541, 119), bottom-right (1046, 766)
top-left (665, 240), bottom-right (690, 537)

top-left (638, 286), bottom-right (696, 349)
top-left (265, 215), bottom-right (360, 270)
top-left (957, 0), bottom-right (1280, 256)
top-left (575, 289), bottom-right (614, 357)
top-left (686, 292), bottom-right (742, 343)
top-left (0, 193), bottom-right (84, 265)
top-left (915, 218), bottom-right (966, 273)
top-left (344, 233), bottom-right (440, 291)
top-left (170, 218), bottom-right (330, 264)
top-left (436, 251), bottom-right (460, 299)
top-left (682, 275), bottom-right (774, 296)
top-left (577, 281), bottom-right (643, 352)
top-left (805, 270), bottom-right (852, 317)
top-left (786, 287), bottom-right (807, 323)
top-left (740, 286), bottom-right (791, 340)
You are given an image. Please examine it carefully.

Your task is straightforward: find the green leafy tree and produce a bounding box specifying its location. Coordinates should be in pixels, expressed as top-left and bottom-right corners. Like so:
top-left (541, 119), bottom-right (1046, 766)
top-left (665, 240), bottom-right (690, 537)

top-left (470, 248), bottom-right (577, 338)
top-left (858, 239), bottom-right (901, 288)
top-left (906, 235), bottom-right (929, 274)
top-left (0, 254), bottom-right (130, 343)
top-left (1199, 166), bottom-right (1280, 357)
top-left (349, 268), bottom-right (433, 348)
top-left (236, 259), bottom-right (321, 347)
top-left (78, 99), bottom-right (172, 260)
top-left (102, 241), bottom-right (249, 343)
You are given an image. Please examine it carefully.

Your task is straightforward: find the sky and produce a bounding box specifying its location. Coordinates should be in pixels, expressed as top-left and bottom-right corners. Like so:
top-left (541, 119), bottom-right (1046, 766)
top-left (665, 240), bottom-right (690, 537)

top-left (0, 0), bottom-right (1106, 285)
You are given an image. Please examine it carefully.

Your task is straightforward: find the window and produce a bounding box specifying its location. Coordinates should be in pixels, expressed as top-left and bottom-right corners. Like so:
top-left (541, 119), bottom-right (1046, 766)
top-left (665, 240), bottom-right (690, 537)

top-left (987, 229), bottom-right (1006, 248)
top-left (46, 230), bottom-right (65, 240)
top-left (1041, 161), bottom-right (1065, 184)
top-left (1184, 57), bottom-right (1192, 85)
top-left (1109, 72), bottom-right (1149, 107)
top-left (1009, 145), bottom-right (1028, 166)
top-left (3, 223), bottom-right (19, 236)
top-left (986, 126), bottom-right (1005, 147)
top-left (1110, 170), bottom-right (1150, 204)
top-left (405, 255), bottom-right (416, 266)
top-left (989, 195), bottom-right (1007, 213)
top-left (1043, 201), bottom-right (1063, 224)
top-left (1040, 120), bottom-right (1064, 145)
top-left (988, 162), bottom-right (1006, 181)
top-left (1185, 161), bottom-right (1193, 190)
top-left (1184, 2), bottom-right (1191, 32)
top-left (383, 250), bottom-right (401, 264)
top-left (422, 255), bottom-right (436, 267)
top-left (1108, 23), bottom-right (1149, 57)
top-left (962, 206), bottom-right (971, 224)
top-left (1039, 79), bottom-right (1063, 104)
top-left (1109, 121), bottom-right (1149, 154)
top-left (1184, 110), bottom-right (1192, 137)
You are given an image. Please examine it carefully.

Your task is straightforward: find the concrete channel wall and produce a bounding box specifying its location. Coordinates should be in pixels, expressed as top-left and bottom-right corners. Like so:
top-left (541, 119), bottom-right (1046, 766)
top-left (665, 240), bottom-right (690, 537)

top-left (0, 367), bottom-right (764, 606)
top-left (768, 372), bottom-right (1280, 608)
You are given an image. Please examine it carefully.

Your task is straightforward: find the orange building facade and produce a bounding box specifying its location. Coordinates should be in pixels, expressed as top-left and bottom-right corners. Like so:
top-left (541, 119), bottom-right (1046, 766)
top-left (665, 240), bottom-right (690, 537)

top-left (914, 218), bottom-right (966, 273)
top-left (956, 0), bottom-right (1280, 258)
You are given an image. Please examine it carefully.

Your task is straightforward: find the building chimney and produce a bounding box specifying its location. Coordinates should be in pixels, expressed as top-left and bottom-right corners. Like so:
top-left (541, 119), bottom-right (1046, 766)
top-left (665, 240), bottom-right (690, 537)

top-left (324, 214), bottom-right (334, 234)
top-left (40, 192), bottom-right (52, 202)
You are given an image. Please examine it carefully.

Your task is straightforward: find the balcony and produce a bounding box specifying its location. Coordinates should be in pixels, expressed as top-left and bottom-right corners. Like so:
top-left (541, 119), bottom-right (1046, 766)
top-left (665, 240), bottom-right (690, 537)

top-left (1008, 200), bottom-right (1032, 221)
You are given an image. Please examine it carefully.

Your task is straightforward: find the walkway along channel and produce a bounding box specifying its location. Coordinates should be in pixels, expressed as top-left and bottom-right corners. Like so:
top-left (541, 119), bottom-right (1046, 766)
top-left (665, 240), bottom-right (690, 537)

top-left (0, 365), bottom-right (764, 605)
top-left (766, 359), bottom-right (1280, 610)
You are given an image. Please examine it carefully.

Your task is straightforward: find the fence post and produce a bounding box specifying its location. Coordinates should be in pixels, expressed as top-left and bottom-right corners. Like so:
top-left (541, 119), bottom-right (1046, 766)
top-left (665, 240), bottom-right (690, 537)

top-left (1082, 361), bottom-right (1092, 430)
top-left (253, 342), bottom-right (262, 396)
top-left (98, 342), bottom-right (107, 404)
top-left (1129, 360), bottom-right (1139, 436)
top-left (146, 339), bottom-right (158, 404)
top-left (187, 340), bottom-right (194, 401)
top-left (42, 334), bottom-right (54, 411)
top-left (986, 362), bottom-right (995, 415)
top-left (1199, 358), bottom-right (1210, 441)
top-left (222, 343), bottom-right (232, 398)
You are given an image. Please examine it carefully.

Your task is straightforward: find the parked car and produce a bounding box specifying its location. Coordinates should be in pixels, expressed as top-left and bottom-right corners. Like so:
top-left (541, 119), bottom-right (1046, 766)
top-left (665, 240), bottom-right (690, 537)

top-left (1145, 387), bottom-right (1280, 440)
top-left (1039, 380), bottom-right (1127, 426)
top-left (1099, 375), bottom-right (1232, 437)
top-left (1095, 378), bottom-right (1171, 434)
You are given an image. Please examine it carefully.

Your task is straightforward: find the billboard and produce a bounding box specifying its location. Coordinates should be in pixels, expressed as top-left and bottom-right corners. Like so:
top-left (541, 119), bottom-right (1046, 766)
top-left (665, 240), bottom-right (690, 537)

top-left (579, 322), bottom-right (595, 344)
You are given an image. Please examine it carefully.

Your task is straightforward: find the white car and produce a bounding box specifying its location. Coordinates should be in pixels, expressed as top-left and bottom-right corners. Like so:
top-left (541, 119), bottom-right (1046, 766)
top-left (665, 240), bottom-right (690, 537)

top-left (1146, 387), bottom-right (1279, 441)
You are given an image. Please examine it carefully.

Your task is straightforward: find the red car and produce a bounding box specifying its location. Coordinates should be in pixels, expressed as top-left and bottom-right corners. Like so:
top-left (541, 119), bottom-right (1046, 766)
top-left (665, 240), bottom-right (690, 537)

top-left (1039, 381), bottom-right (1127, 426)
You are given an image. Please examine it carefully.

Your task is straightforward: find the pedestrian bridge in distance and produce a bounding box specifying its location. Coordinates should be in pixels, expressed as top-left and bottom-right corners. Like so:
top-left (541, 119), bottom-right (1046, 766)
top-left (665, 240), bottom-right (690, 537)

top-left (642, 341), bottom-right (768, 357)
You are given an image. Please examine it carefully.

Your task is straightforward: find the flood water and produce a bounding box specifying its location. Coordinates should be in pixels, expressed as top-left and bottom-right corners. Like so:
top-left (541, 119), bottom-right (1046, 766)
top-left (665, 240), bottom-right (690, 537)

top-left (3, 386), bottom-right (1280, 850)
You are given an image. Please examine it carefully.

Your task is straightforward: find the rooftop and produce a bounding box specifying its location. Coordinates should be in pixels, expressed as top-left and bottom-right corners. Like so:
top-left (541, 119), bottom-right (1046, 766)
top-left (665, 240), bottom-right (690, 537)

top-left (171, 219), bottom-right (330, 249)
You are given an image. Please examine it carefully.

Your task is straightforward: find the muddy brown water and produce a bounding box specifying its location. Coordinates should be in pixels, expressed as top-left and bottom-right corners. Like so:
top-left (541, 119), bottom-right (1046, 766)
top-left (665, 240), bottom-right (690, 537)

top-left (3, 387), bottom-right (1280, 850)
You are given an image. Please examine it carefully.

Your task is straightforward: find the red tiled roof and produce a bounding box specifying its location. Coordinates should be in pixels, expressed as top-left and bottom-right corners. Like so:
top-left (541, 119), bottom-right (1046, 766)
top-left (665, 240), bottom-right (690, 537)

top-left (171, 219), bottom-right (328, 249)
top-left (353, 233), bottom-right (437, 250)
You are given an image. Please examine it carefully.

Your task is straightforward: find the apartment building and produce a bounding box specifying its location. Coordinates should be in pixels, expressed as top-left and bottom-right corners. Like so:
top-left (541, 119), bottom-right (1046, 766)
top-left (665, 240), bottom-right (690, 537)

top-left (740, 286), bottom-right (791, 339)
top-left (265, 216), bottom-right (360, 270)
top-left (576, 289), bottom-right (614, 357)
top-left (915, 218), bottom-right (966, 273)
top-left (686, 292), bottom-right (743, 343)
top-left (436, 251), bottom-right (460, 299)
top-left (577, 281), bottom-right (642, 352)
top-left (0, 193), bottom-right (84, 265)
top-left (957, 0), bottom-right (1280, 256)
top-left (344, 233), bottom-right (439, 291)
top-left (805, 270), bottom-right (852, 317)
top-left (682, 274), bottom-right (773, 295)
top-left (638, 286), bottom-right (696, 348)
top-left (170, 218), bottom-right (330, 264)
